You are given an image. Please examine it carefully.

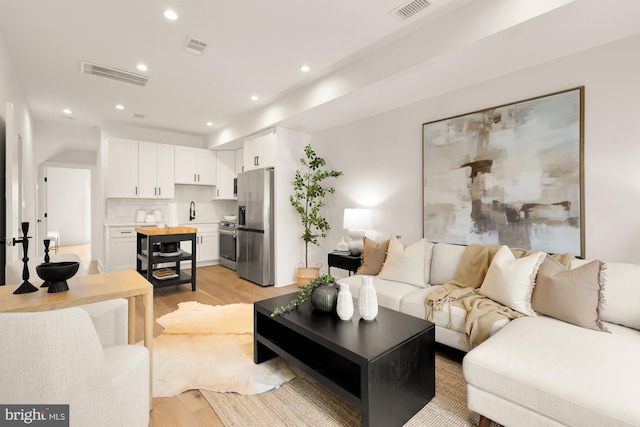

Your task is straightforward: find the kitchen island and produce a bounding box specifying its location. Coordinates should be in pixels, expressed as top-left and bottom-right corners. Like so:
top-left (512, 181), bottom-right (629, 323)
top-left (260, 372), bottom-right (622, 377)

top-left (136, 226), bottom-right (197, 290)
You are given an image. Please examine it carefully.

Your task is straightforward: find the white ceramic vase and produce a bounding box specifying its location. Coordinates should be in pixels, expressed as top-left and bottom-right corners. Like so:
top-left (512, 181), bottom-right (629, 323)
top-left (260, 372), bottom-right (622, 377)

top-left (336, 282), bottom-right (354, 321)
top-left (358, 275), bottom-right (378, 321)
top-left (336, 237), bottom-right (349, 252)
top-left (167, 203), bottom-right (179, 228)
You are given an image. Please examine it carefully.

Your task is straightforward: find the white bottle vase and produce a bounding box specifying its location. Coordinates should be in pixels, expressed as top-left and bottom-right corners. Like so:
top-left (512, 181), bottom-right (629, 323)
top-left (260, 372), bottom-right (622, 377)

top-left (358, 275), bottom-right (378, 321)
top-left (336, 283), bottom-right (354, 321)
top-left (336, 237), bottom-right (349, 252)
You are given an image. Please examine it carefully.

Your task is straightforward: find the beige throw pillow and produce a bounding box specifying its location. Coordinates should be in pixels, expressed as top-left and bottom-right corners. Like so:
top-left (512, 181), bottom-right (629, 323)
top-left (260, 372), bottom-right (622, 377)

top-left (356, 238), bottom-right (389, 275)
top-left (479, 245), bottom-right (545, 316)
top-left (378, 236), bottom-right (428, 287)
top-left (532, 256), bottom-right (608, 332)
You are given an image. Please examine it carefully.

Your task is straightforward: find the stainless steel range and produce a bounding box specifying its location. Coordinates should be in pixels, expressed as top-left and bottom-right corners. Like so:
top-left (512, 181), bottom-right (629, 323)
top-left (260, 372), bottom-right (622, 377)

top-left (219, 220), bottom-right (237, 270)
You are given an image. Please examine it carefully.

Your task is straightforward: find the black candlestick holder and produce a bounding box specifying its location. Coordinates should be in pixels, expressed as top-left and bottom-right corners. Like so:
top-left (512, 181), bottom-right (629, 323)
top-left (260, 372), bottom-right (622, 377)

top-left (13, 222), bottom-right (38, 294)
top-left (41, 239), bottom-right (51, 288)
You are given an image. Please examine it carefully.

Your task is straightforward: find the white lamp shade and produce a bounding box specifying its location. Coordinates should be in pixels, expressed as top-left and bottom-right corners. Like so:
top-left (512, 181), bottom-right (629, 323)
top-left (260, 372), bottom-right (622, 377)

top-left (343, 208), bottom-right (372, 230)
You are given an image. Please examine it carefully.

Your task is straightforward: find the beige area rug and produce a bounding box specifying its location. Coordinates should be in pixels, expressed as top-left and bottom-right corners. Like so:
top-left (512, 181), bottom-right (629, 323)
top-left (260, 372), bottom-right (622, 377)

top-left (202, 354), bottom-right (501, 427)
top-left (150, 301), bottom-right (296, 398)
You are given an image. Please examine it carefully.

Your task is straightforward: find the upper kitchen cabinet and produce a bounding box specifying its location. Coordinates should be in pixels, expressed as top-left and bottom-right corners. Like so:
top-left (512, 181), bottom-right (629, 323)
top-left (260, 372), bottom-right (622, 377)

top-left (214, 150), bottom-right (236, 200)
top-left (107, 137), bottom-right (139, 198)
top-left (106, 137), bottom-right (175, 199)
top-left (243, 129), bottom-right (275, 171)
top-left (138, 141), bottom-right (175, 199)
top-left (175, 146), bottom-right (216, 185)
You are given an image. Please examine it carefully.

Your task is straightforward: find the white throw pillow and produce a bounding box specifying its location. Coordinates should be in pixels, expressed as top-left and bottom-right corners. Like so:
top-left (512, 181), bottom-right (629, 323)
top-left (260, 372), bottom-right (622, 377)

top-left (479, 245), bottom-right (545, 316)
top-left (378, 236), bottom-right (427, 287)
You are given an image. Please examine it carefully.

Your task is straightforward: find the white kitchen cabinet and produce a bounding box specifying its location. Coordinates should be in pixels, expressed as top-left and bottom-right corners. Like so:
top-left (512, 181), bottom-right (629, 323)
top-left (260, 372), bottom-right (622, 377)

top-left (175, 146), bottom-right (216, 185)
top-left (214, 151), bottom-right (235, 199)
top-left (198, 226), bottom-right (219, 262)
top-left (107, 138), bottom-right (139, 198)
top-left (138, 141), bottom-right (174, 199)
top-left (235, 148), bottom-right (244, 176)
top-left (180, 223), bottom-right (219, 266)
top-left (105, 226), bottom-right (137, 271)
top-left (243, 129), bottom-right (275, 171)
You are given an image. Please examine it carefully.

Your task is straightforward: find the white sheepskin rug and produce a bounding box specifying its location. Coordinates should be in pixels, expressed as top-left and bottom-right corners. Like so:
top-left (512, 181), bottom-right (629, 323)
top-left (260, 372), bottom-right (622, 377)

top-left (150, 301), bottom-right (296, 398)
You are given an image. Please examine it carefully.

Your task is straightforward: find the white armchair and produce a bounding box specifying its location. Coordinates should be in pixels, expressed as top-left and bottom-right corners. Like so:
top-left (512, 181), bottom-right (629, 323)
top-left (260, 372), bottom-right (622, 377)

top-left (0, 307), bottom-right (149, 427)
top-left (5, 254), bottom-right (128, 346)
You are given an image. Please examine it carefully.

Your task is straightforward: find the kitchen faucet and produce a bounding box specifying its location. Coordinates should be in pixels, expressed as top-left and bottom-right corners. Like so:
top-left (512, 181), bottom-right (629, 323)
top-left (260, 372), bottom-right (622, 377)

top-left (189, 201), bottom-right (196, 221)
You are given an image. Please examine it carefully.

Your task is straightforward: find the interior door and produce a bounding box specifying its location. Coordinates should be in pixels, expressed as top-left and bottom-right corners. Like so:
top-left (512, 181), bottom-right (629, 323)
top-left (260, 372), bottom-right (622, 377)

top-left (0, 113), bottom-right (6, 283)
top-left (2, 102), bottom-right (19, 284)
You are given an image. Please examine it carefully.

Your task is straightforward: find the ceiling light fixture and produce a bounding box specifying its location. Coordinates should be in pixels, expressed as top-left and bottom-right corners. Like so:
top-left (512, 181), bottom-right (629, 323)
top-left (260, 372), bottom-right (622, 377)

top-left (115, 104), bottom-right (124, 110)
top-left (164, 10), bottom-right (178, 20)
top-left (300, 65), bottom-right (310, 72)
top-left (206, 121), bottom-right (213, 127)
top-left (250, 95), bottom-right (259, 101)
top-left (136, 64), bottom-right (148, 72)
top-left (63, 108), bottom-right (72, 114)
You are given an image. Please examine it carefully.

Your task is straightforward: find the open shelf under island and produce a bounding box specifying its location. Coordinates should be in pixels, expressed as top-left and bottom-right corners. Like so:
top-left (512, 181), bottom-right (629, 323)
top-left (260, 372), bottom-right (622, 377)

top-left (135, 226), bottom-right (197, 290)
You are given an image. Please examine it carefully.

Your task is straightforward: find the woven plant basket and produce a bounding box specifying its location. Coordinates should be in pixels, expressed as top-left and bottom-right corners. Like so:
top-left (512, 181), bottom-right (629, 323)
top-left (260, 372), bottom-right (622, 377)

top-left (296, 264), bottom-right (321, 288)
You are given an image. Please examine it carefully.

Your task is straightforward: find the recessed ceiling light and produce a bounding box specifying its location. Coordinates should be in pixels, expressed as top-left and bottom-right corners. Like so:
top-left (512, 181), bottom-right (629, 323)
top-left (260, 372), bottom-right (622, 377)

top-left (250, 95), bottom-right (259, 101)
top-left (164, 10), bottom-right (178, 20)
top-left (300, 65), bottom-right (310, 72)
top-left (63, 108), bottom-right (72, 114)
top-left (136, 63), bottom-right (148, 72)
top-left (115, 104), bottom-right (124, 110)
top-left (206, 121), bottom-right (213, 127)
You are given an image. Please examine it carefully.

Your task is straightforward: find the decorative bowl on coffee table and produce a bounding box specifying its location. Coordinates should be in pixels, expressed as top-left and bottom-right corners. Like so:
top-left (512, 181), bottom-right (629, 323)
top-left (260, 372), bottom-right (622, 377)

top-left (36, 261), bottom-right (80, 293)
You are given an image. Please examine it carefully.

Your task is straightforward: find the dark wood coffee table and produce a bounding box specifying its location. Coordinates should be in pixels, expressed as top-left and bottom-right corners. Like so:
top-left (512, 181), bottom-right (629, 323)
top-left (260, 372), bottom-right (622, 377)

top-left (254, 293), bottom-right (435, 427)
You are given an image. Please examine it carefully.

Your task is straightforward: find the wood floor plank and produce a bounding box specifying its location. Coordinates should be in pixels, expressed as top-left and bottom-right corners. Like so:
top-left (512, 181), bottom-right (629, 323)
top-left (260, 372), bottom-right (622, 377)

top-left (137, 265), bottom-right (298, 427)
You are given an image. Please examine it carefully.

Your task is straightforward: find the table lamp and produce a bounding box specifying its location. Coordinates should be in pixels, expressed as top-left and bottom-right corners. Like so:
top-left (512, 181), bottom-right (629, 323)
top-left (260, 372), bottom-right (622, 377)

top-left (343, 208), bottom-right (372, 256)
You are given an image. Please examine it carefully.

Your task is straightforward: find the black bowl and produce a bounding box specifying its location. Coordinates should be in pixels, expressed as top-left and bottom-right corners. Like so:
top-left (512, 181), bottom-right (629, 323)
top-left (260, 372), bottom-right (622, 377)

top-left (36, 261), bottom-right (80, 293)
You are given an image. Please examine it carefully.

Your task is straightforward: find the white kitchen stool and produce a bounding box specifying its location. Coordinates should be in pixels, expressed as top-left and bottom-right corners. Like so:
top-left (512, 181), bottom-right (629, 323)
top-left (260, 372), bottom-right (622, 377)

top-left (47, 230), bottom-right (60, 253)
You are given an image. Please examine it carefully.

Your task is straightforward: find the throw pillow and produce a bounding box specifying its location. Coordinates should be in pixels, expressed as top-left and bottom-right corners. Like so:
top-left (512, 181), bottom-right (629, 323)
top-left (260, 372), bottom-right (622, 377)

top-left (378, 236), bottom-right (428, 287)
top-left (356, 237), bottom-right (389, 275)
top-left (532, 256), bottom-right (608, 332)
top-left (478, 245), bottom-right (545, 316)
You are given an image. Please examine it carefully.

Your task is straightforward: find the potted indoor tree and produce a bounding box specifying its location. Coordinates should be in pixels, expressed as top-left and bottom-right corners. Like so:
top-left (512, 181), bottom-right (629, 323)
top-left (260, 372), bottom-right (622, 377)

top-left (290, 144), bottom-right (342, 287)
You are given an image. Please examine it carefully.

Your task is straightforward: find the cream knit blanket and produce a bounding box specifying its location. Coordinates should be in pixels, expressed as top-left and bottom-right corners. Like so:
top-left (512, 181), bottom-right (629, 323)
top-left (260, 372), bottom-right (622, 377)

top-left (425, 244), bottom-right (574, 349)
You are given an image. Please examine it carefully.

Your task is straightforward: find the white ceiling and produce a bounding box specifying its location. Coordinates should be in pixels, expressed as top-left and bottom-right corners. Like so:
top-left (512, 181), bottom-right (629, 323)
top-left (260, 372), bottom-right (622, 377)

top-left (1, 0), bottom-right (640, 144)
top-left (0, 0), bottom-right (471, 136)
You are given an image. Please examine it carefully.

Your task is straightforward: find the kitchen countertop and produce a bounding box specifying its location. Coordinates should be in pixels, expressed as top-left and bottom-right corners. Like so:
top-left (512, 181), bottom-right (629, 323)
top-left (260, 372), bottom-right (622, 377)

top-left (104, 220), bottom-right (220, 227)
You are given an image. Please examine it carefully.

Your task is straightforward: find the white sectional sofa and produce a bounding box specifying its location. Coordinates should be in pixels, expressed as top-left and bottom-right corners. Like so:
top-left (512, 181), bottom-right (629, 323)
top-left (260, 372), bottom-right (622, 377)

top-left (338, 240), bottom-right (640, 427)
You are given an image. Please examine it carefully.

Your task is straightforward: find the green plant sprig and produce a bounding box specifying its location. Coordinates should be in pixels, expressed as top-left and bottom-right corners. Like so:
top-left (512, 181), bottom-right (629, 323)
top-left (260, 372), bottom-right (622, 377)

top-left (271, 274), bottom-right (335, 317)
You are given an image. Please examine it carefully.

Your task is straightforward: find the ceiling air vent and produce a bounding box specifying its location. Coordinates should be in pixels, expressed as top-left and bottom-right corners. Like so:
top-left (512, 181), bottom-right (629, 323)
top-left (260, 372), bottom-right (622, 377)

top-left (133, 114), bottom-right (146, 119)
top-left (183, 36), bottom-right (208, 55)
top-left (389, 0), bottom-right (432, 22)
top-left (80, 61), bottom-right (151, 87)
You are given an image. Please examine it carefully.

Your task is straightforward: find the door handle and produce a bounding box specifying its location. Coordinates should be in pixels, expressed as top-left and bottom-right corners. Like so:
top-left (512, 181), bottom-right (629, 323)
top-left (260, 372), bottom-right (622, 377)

top-left (154, 187), bottom-right (157, 195)
top-left (159, 187), bottom-right (162, 196)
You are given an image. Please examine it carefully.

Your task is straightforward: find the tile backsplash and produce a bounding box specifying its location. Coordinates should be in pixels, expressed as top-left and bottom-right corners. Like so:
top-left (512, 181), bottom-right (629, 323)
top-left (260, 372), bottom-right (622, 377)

top-left (106, 185), bottom-right (237, 223)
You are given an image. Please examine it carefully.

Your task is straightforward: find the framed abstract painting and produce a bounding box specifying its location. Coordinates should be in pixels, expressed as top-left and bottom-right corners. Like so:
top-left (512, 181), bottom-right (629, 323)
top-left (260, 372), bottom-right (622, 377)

top-left (422, 87), bottom-right (584, 257)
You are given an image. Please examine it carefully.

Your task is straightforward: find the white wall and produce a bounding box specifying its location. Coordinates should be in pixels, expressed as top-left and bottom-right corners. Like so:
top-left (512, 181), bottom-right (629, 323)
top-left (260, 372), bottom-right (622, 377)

top-left (0, 31), bottom-right (36, 260)
top-left (313, 33), bottom-right (640, 265)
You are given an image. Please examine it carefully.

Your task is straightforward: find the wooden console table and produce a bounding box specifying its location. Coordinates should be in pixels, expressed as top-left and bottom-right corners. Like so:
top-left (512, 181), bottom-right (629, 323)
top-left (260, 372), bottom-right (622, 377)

top-left (0, 270), bottom-right (154, 406)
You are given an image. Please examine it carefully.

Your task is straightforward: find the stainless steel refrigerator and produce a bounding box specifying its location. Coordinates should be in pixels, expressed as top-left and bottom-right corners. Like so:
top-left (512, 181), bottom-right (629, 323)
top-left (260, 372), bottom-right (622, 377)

top-left (236, 168), bottom-right (275, 286)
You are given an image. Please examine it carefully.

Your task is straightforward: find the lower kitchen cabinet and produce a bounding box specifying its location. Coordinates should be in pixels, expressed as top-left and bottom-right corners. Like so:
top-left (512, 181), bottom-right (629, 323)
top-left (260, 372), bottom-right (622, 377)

top-left (105, 226), bottom-right (137, 272)
top-left (180, 223), bottom-right (219, 266)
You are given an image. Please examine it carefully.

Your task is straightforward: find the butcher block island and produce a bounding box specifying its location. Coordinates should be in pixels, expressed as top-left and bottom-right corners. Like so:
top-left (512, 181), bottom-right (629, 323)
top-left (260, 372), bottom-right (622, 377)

top-left (135, 226), bottom-right (197, 290)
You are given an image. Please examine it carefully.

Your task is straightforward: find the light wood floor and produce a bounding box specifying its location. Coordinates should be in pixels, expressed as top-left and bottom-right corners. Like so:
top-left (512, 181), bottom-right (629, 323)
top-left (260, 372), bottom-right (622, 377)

top-left (131, 265), bottom-right (299, 427)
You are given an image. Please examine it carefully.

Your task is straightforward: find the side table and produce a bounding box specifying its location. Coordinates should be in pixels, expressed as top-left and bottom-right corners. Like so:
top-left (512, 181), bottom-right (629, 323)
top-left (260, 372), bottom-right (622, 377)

top-left (328, 251), bottom-right (362, 276)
